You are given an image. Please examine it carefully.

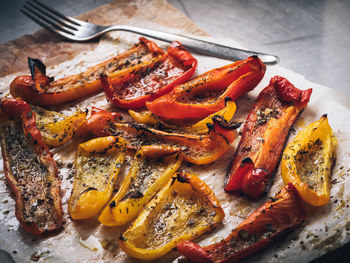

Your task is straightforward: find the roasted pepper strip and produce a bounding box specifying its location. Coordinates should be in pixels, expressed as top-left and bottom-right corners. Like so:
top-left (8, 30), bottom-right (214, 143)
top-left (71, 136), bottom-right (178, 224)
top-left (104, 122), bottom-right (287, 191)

top-left (75, 106), bottom-right (121, 138)
top-left (129, 100), bottom-right (237, 134)
top-left (10, 37), bottom-right (163, 106)
top-left (98, 148), bottom-right (182, 226)
top-left (177, 183), bottom-right (305, 263)
top-left (225, 76), bottom-right (312, 199)
top-left (119, 173), bottom-right (225, 261)
top-left (68, 136), bottom-right (126, 220)
top-left (102, 41), bottom-right (197, 109)
top-left (281, 115), bottom-right (337, 206)
top-left (0, 98), bottom-right (63, 236)
top-left (76, 108), bottom-right (237, 165)
top-left (146, 56), bottom-right (265, 120)
top-left (30, 105), bottom-right (87, 147)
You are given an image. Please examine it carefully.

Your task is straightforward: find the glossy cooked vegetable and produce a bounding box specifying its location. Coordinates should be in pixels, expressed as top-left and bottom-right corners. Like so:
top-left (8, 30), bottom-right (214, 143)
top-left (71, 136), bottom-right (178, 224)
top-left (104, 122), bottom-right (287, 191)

top-left (129, 99), bottom-right (237, 134)
top-left (102, 41), bottom-right (197, 109)
top-left (177, 183), bottom-right (305, 263)
top-left (68, 136), bottom-right (127, 220)
top-left (119, 173), bottom-right (225, 261)
top-left (281, 114), bottom-right (337, 206)
top-left (146, 56), bottom-right (265, 120)
top-left (76, 108), bottom-right (238, 165)
top-left (98, 148), bottom-right (182, 226)
top-left (225, 76), bottom-right (312, 199)
top-left (10, 37), bottom-right (163, 106)
top-left (75, 106), bottom-right (121, 138)
top-left (0, 98), bottom-right (63, 236)
top-left (30, 105), bottom-right (87, 147)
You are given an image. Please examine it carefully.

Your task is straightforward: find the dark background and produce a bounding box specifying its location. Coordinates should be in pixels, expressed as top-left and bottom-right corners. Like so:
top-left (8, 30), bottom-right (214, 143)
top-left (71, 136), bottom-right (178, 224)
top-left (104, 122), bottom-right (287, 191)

top-left (0, 0), bottom-right (350, 262)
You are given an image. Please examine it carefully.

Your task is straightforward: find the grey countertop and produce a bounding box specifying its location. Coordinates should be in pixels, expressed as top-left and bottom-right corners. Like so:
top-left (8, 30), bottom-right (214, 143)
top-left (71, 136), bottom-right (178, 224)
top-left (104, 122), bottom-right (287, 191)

top-left (0, 0), bottom-right (349, 262)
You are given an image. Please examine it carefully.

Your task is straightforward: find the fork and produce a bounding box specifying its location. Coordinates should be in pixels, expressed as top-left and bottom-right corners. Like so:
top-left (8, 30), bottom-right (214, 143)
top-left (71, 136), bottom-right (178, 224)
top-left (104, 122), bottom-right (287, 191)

top-left (21, 0), bottom-right (279, 65)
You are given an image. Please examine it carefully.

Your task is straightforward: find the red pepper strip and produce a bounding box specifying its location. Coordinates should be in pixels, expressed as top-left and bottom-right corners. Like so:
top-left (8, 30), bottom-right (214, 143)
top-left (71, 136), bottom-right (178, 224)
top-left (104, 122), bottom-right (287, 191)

top-left (102, 41), bottom-right (197, 109)
top-left (0, 98), bottom-right (63, 236)
top-left (177, 183), bottom-right (305, 263)
top-left (75, 107), bottom-right (121, 138)
top-left (225, 76), bottom-right (312, 199)
top-left (1, 98), bottom-right (49, 155)
top-left (76, 108), bottom-right (237, 165)
top-left (10, 38), bottom-right (163, 106)
top-left (146, 56), bottom-right (266, 120)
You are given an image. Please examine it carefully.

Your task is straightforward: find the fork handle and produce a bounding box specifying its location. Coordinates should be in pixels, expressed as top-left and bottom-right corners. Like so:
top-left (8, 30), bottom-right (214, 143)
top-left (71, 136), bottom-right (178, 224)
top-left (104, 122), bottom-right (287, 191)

top-left (106, 25), bottom-right (279, 64)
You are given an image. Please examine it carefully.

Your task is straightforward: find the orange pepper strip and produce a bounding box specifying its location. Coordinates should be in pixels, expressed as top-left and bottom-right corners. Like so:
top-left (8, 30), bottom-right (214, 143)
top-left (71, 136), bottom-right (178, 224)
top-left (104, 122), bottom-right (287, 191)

top-left (10, 37), bottom-right (163, 106)
top-left (146, 56), bottom-right (265, 120)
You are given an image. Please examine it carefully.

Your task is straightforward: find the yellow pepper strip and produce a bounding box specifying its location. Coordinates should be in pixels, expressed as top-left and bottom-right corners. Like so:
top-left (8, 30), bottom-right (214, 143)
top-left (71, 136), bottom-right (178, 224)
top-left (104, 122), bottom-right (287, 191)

top-left (128, 100), bottom-right (236, 134)
top-left (31, 105), bottom-right (87, 147)
top-left (119, 173), bottom-right (225, 261)
top-left (98, 147), bottom-right (182, 226)
top-left (281, 114), bottom-right (337, 206)
top-left (68, 136), bottom-right (126, 220)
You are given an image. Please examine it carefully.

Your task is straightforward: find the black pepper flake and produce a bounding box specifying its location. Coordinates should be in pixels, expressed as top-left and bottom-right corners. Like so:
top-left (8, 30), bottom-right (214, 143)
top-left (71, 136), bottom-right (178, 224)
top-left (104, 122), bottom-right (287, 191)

top-left (109, 200), bottom-right (116, 208)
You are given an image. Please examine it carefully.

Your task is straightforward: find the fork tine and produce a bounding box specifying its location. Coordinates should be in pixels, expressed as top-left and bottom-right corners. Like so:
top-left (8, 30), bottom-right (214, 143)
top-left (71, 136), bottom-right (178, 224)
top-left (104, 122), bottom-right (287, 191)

top-left (24, 0), bottom-right (79, 31)
top-left (32, 0), bottom-right (84, 26)
top-left (21, 7), bottom-right (75, 37)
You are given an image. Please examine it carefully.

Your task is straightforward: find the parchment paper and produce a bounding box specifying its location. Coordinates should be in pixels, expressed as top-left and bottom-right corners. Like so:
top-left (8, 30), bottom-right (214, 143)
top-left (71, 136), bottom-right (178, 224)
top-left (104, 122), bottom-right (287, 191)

top-left (1, 30), bottom-right (350, 263)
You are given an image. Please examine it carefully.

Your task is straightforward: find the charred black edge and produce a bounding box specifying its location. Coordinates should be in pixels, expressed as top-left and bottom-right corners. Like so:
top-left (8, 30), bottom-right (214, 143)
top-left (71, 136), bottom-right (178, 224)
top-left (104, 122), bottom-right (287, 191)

top-left (207, 122), bottom-right (229, 145)
top-left (81, 187), bottom-right (97, 195)
top-left (171, 173), bottom-right (190, 186)
top-left (241, 157), bottom-right (254, 165)
top-left (119, 235), bottom-right (127, 242)
top-left (212, 115), bottom-right (242, 130)
top-left (176, 173), bottom-right (190, 183)
top-left (28, 57), bottom-right (51, 81)
top-left (28, 57), bottom-right (46, 78)
top-left (224, 96), bottom-right (232, 106)
top-left (120, 191), bottom-right (144, 201)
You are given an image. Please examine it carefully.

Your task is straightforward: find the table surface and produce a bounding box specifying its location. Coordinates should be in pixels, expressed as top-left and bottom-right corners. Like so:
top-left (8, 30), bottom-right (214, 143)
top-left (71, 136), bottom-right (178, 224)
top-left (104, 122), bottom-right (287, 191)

top-left (0, 0), bottom-right (349, 262)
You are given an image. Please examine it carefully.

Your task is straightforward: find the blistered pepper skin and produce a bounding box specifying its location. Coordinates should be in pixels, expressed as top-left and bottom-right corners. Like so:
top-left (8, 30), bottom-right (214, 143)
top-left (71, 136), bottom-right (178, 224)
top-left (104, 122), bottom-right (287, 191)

top-left (146, 56), bottom-right (265, 120)
top-left (281, 114), bottom-right (337, 206)
top-left (10, 38), bottom-right (163, 106)
top-left (98, 148), bottom-right (182, 226)
top-left (102, 41), bottom-right (197, 109)
top-left (225, 76), bottom-right (312, 199)
top-left (129, 100), bottom-right (237, 134)
top-left (177, 183), bottom-right (305, 263)
top-left (30, 105), bottom-right (88, 147)
top-left (76, 108), bottom-right (237, 165)
top-left (69, 136), bottom-right (127, 220)
top-left (119, 173), bottom-right (225, 261)
top-left (0, 98), bottom-right (63, 236)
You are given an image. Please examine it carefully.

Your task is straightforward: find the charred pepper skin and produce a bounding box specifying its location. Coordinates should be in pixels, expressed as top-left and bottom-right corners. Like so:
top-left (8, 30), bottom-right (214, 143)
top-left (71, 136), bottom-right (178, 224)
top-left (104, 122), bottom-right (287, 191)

top-left (177, 183), bottom-right (305, 263)
top-left (76, 108), bottom-right (237, 165)
top-left (0, 98), bottom-right (63, 236)
top-left (10, 37), bottom-right (163, 106)
top-left (281, 114), bottom-right (337, 206)
top-left (102, 41), bottom-right (197, 109)
top-left (225, 76), bottom-right (312, 199)
top-left (146, 56), bottom-right (266, 120)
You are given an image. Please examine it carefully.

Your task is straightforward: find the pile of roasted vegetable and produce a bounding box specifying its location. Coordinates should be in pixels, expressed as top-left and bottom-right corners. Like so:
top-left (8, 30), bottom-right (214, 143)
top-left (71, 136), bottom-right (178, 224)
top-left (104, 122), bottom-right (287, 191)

top-left (0, 38), bottom-right (337, 262)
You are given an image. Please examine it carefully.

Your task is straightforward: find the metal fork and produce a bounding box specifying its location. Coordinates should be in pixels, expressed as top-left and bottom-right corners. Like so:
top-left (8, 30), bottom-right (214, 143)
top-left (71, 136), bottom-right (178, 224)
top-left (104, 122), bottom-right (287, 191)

top-left (21, 0), bottom-right (279, 64)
